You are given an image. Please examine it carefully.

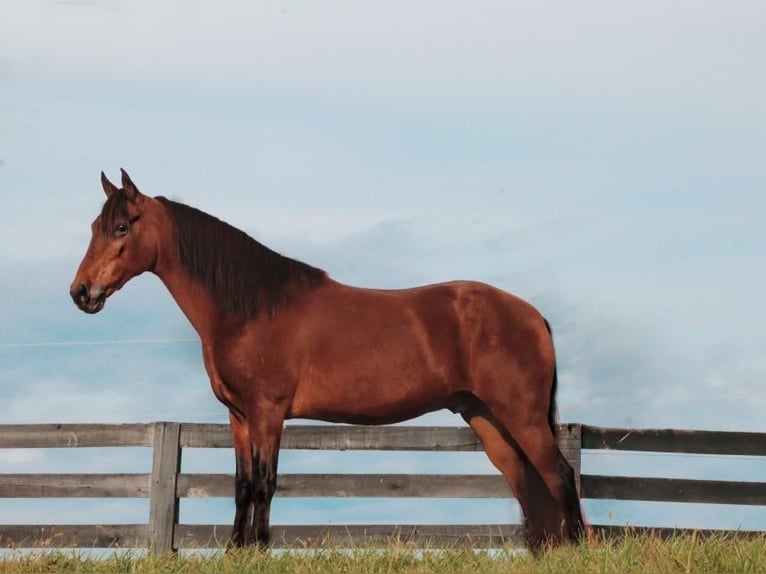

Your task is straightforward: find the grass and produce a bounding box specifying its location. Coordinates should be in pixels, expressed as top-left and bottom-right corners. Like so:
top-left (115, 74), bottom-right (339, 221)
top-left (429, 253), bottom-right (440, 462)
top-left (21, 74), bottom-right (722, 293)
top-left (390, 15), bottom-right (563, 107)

top-left (1, 532), bottom-right (766, 573)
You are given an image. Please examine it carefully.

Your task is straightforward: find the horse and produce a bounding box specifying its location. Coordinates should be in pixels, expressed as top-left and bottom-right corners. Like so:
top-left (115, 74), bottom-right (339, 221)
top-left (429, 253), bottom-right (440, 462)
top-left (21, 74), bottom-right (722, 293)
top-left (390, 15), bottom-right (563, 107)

top-left (70, 169), bottom-right (585, 551)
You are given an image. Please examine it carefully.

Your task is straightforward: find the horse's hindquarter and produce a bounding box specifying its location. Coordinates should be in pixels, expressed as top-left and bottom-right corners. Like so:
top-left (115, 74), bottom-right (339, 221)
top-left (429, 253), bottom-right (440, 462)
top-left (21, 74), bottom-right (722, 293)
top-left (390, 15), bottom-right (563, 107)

top-left (285, 280), bottom-right (551, 424)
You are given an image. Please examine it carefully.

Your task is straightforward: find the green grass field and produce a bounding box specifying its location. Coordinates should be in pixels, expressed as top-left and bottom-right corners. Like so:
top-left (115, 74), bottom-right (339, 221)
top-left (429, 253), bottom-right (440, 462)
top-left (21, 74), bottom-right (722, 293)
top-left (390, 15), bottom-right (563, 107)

top-left (1, 533), bottom-right (765, 573)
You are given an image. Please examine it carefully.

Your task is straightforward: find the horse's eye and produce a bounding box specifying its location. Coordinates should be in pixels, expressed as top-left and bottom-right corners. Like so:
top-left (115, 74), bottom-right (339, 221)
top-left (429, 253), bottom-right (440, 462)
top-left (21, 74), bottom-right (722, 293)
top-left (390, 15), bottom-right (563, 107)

top-left (115, 223), bottom-right (129, 235)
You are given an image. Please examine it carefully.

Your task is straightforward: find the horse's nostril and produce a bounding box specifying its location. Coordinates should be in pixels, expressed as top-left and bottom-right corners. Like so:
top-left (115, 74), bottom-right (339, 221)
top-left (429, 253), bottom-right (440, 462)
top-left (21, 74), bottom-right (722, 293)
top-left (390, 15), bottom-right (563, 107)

top-left (72, 283), bottom-right (89, 305)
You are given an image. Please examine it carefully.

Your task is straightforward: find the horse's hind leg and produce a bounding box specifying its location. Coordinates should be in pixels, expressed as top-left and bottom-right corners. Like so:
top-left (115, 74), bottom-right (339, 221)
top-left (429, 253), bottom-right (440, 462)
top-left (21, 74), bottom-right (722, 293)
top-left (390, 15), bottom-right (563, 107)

top-left (461, 406), bottom-right (562, 551)
top-left (490, 405), bottom-right (585, 545)
top-left (510, 422), bottom-right (584, 543)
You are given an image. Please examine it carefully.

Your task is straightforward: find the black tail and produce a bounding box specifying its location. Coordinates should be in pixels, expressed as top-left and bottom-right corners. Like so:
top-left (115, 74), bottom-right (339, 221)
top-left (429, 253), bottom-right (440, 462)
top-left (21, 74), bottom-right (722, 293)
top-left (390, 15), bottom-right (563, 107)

top-left (543, 318), bottom-right (559, 438)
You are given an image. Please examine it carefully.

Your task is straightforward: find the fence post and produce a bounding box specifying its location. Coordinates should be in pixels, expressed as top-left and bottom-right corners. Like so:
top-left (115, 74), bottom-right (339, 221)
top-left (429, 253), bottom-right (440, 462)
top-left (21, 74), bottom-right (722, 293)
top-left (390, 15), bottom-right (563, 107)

top-left (559, 423), bottom-right (583, 496)
top-left (149, 421), bottom-right (181, 554)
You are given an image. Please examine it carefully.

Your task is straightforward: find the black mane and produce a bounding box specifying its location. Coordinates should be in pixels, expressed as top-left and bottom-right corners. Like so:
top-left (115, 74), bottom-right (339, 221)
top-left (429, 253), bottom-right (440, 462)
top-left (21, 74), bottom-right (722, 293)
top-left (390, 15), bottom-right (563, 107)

top-left (157, 197), bottom-right (327, 318)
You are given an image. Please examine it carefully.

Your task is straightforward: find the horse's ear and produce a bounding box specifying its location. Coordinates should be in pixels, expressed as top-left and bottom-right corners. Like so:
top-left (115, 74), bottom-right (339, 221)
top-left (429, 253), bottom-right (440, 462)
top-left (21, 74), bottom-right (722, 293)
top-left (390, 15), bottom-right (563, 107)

top-left (101, 171), bottom-right (119, 198)
top-left (120, 168), bottom-right (142, 201)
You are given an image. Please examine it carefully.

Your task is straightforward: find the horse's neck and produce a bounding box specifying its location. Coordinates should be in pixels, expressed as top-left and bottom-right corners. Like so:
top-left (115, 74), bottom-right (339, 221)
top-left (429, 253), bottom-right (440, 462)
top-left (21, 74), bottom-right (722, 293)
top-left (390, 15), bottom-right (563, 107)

top-left (152, 238), bottom-right (230, 343)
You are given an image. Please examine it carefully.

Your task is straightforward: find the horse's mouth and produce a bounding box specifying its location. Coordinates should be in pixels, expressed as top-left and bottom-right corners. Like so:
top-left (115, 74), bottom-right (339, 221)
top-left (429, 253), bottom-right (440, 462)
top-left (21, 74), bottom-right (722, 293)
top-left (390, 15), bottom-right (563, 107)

top-left (79, 296), bottom-right (106, 314)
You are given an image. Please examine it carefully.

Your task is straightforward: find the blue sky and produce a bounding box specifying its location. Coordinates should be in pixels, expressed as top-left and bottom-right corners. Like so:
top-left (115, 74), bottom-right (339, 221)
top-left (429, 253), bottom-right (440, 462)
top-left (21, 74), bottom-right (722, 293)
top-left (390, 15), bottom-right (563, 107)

top-left (1, 1), bottom-right (765, 535)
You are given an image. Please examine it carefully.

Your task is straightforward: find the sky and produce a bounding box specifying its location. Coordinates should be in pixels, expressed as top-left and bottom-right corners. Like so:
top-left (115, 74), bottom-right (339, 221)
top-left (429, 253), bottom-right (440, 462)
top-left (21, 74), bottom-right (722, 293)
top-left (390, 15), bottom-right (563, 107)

top-left (1, 0), bottom-right (765, 538)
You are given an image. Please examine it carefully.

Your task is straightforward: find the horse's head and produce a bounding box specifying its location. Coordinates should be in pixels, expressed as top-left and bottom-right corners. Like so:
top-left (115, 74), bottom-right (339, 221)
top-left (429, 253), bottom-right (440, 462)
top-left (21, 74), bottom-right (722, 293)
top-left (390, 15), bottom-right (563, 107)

top-left (70, 170), bottom-right (160, 314)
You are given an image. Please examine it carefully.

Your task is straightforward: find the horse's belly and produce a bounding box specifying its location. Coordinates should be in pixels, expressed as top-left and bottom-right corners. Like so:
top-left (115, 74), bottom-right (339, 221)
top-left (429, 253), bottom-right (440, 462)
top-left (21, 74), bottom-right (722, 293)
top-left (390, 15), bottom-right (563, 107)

top-left (288, 368), bottom-right (457, 424)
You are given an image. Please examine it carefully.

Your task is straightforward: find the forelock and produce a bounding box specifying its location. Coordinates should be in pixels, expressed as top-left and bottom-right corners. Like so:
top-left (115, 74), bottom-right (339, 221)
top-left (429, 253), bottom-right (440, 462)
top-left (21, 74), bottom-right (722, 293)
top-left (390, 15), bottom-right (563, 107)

top-left (99, 189), bottom-right (129, 237)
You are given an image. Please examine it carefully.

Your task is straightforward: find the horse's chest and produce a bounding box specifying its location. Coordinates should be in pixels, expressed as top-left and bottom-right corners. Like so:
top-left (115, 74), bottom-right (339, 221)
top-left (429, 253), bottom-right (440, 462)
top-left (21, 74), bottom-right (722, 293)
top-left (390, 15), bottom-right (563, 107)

top-left (202, 343), bottom-right (257, 410)
top-left (208, 341), bottom-right (293, 402)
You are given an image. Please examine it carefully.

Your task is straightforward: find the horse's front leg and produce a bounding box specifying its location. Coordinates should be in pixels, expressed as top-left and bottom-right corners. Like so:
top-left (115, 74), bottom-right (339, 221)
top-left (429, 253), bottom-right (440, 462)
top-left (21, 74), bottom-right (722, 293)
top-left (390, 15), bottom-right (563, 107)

top-left (228, 411), bottom-right (254, 548)
top-left (248, 410), bottom-right (284, 548)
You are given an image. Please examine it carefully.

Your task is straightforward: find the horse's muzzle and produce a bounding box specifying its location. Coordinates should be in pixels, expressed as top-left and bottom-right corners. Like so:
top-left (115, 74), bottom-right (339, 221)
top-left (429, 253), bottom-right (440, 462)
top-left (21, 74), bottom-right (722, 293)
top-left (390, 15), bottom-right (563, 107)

top-left (70, 283), bottom-right (106, 314)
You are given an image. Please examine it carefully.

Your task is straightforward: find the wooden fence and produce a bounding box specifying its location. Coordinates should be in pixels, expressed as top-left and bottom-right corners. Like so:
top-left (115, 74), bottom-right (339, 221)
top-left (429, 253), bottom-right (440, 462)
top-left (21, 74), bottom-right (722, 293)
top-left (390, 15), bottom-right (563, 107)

top-left (1, 422), bottom-right (765, 552)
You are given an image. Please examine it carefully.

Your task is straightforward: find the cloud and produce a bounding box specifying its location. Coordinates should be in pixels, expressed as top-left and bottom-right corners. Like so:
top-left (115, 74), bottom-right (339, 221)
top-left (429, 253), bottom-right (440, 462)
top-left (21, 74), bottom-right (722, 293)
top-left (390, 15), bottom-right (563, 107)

top-left (6, 1), bottom-right (762, 118)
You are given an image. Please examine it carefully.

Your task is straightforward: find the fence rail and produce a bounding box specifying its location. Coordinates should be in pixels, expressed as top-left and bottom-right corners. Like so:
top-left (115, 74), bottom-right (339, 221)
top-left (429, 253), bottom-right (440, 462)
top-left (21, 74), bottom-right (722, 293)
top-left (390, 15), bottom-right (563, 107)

top-left (0, 422), bottom-right (764, 552)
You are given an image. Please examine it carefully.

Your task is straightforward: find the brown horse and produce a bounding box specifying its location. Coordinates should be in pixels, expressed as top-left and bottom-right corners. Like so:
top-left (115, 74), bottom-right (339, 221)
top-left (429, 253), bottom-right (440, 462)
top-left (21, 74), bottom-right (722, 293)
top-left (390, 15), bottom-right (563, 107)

top-left (70, 170), bottom-right (584, 551)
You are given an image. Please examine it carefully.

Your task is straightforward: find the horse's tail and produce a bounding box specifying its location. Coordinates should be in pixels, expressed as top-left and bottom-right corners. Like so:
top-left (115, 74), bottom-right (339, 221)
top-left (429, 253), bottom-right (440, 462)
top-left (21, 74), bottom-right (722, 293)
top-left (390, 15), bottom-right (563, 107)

top-left (543, 318), bottom-right (559, 439)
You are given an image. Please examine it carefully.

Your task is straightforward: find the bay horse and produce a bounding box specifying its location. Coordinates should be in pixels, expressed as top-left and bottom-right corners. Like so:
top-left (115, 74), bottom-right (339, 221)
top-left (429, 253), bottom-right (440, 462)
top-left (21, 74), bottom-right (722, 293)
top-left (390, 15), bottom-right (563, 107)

top-left (70, 170), bottom-right (584, 551)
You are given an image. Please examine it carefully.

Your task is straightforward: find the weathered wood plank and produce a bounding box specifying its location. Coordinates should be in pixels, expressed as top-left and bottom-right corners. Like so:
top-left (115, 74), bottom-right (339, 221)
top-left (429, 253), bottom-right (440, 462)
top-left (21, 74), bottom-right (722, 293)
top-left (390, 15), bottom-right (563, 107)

top-left (177, 473), bottom-right (512, 498)
top-left (0, 473), bottom-right (151, 498)
top-left (0, 524), bottom-right (149, 548)
top-left (174, 523), bottom-right (526, 548)
top-left (180, 424), bottom-right (486, 451)
top-left (582, 475), bottom-right (766, 505)
top-left (280, 426), bottom-right (485, 451)
top-left (582, 426), bottom-right (766, 456)
top-left (148, 422), bottom-right (181, 554)
top-left (592, 524), bottom-right (766, 541)
top-left (0, 424), bottom-right (154, 448)
top-left (179, 423), bottom-right (231, 448)
top-left (180, 423), bottom-right (579, 451)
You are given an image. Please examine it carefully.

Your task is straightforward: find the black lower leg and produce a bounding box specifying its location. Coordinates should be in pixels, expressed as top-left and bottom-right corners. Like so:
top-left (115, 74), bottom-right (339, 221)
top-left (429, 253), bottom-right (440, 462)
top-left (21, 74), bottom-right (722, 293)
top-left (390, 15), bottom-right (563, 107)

top-left (229, 455), bottom-right (254, 548)
top-left (250, 451), bottom-right (278, 548)
top-left (557, 455), bottom-right (585, 541)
